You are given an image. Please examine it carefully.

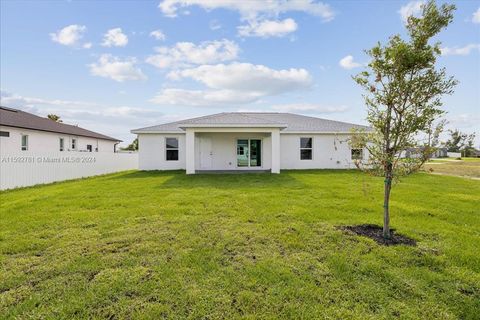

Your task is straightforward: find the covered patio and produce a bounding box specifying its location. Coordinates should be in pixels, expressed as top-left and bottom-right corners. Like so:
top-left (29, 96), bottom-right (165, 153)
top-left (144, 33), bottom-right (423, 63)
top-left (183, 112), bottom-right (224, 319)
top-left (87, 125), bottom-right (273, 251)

top-left (183, 126), bottom-right (283, 174)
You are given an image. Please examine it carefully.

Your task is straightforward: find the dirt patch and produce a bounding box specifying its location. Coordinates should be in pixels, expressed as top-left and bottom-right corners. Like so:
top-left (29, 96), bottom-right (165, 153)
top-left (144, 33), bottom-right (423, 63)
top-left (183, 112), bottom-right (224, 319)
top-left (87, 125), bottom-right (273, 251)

top-left (340, 224), bottom-right (417, 246)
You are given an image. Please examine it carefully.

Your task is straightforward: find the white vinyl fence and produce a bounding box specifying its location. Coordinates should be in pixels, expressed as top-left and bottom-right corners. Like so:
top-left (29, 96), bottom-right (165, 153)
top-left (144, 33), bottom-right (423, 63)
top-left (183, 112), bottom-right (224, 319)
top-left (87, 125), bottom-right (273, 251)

top-left (447, 152), bottom-right (461, 158)
top-left (0, 152), bottom-right (138, 190)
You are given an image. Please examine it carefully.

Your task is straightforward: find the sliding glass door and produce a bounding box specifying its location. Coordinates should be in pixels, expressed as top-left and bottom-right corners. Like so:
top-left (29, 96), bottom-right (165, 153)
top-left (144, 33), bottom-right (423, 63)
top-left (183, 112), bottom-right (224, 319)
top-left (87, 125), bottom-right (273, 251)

top-left (237, 139), bottom-right (249, 167)
top-left (249, 139), bottom-right (261, 167)
top-left (237, 139), bottom-right (261, 167)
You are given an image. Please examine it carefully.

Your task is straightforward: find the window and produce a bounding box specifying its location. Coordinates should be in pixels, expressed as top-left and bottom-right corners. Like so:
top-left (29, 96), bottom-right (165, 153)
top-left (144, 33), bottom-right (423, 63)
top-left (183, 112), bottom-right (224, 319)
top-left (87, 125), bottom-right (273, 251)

top-left (21, 135), bottom-right (28, 151)
top-left (59, 138), bottom-right (64, 151)
top-left (166, 137), bottom-right (179, 161)
top-left (0, 131), bottom-right (9, 137)
top-left (300, 137), bottom-right (312, 160)
top-left (351, 148), bottom-right (363, 160)
top-left (237, 145), bottom-right (245, 155)
top-left (71, 138), bottom-right (77, 150)
top-left (87, 145), bottom-right (92, 152)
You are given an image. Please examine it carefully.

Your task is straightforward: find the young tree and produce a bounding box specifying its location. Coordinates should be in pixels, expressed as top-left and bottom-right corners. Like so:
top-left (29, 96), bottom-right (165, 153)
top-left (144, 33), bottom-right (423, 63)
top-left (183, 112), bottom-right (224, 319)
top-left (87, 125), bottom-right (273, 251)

top-left (122, 138), bottom-right (138, 151)
top-left (350, 1), bottom-right (457, 239)
top-left (444, 129), bottom-right (476, 156)
top-left (47, 114), bottom-right (62, 122)
top-left (463, 133), bottom-right (477, 157)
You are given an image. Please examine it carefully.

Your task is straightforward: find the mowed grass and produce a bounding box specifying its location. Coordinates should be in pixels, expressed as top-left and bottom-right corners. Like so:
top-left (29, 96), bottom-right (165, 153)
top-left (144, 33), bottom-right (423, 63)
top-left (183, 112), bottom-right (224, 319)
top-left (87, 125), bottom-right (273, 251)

top-left (1, 170), bottom-right (479, 319)
top-left (424, 157), bottom-right (480, 178)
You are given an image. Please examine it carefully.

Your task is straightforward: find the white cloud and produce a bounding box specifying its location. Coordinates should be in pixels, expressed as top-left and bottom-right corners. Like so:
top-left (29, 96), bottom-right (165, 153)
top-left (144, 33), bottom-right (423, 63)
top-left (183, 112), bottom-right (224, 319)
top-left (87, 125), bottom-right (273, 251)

top-left (88, 54), bottom-right (147, 82)
top-left (441, 44), bottom-right (480, 56)
top-left (150, 29), bottom-right (166, 41)
top-left (158, 0), bottom-right (335, 22)
top-left (150, 88), bottom-right (260, 106)
top-left (102, 28), bottom-right (129, 47)
top-left (83, 42), bottom-right (92, 49)
top-left (472, 7), bottom-right (480, 24)
top-left (168, 63), bottom-right (311, 93)
top-left (0, 91), bottom-right (181, 145)
top-left (146, 39), bottom-right (239, 69)
top-left (2, 98), bottom-right (159, 120)
top-left (270, 103), bottom-right (348, 114)
top-left (398, 1), bottom-right (424, 24)
top-left (444, 113), bottom-right (480, 146)
top-left (152, 62), bottom-right (312, 106)
top-left (447, 113), bottom-right (480, 130)
top-left (339, 55), bottom-right (362, 69)
top-left (238, 18), bottom-right (297, 38)
top-left (50, 24), bottom-right (88, 47)
top-left (1, 91), bottom-right (96, 111)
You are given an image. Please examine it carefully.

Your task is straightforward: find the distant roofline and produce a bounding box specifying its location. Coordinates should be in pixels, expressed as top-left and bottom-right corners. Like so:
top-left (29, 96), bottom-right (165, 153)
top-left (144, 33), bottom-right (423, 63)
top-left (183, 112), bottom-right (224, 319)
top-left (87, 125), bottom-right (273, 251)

top-left (131, 112), bottom-right (371, 134)
top-left (0, 106), bottom-right (18, 112)
top-left (0, 106), bottom-right (122, 142)
top-left (178, 123), bottom-right (288, 129)
top-left (130, 130), bottom-right (364, 135)
top-left (1, 123), bottom-right (122, 141)
top-left (131, 130), bottom-right (183, 134)
top-left (250, 112), bottom-right (370, 128)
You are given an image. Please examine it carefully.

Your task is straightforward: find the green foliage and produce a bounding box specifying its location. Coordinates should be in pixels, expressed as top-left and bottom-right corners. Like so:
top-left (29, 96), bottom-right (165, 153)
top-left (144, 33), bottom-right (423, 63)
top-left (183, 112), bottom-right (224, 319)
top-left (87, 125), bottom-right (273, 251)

top-left (351, 1), bottom-right (457, 238)
top-left (444, 129), bottom-right (476, 156)
top-left (351, 0), bottom-right (457, 177)
top-left (1, 170), bottom-right (479, 318)
top-left (122, 138), bottom-right (138, 151)
top-left (47, 114), bottom-right (62, 122)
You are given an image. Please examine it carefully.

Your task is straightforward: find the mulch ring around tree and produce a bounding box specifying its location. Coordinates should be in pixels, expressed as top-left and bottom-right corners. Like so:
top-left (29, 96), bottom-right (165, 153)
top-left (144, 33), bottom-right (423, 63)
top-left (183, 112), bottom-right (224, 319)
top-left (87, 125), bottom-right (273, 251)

top-left (339, 224), bottom-right (417, 246)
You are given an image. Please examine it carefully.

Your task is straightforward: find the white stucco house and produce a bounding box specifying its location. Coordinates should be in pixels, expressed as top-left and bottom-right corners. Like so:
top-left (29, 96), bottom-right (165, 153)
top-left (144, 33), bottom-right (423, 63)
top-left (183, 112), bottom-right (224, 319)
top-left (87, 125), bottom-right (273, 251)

top-left (0, 106), bottom-right (121, 154)
top-left (132, 112), bottom-right (369, 174)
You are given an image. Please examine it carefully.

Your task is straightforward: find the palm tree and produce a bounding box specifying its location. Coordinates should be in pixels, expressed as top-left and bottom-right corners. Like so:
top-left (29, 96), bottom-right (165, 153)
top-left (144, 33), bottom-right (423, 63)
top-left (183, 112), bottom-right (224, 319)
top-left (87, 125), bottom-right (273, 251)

top-left (47, 114), bottom-right (62, 122)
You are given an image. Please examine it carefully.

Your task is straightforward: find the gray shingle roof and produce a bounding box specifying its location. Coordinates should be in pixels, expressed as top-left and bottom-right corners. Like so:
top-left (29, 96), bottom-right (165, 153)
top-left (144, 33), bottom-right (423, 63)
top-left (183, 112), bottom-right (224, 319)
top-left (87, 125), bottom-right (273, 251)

top-left (179, 112), bottom-right (286, 126)
top-left (131, 112), bottom-right (370, 133)
top-left (0, 106), bottom-right (121, 141)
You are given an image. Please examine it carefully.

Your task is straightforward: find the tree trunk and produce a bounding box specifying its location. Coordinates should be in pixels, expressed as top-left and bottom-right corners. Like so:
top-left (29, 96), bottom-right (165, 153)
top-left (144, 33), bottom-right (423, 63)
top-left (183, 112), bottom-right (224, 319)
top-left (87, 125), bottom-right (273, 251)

top-left (383, 160), bottom-right (393, 239)
top-left (383, 171), bottom-right (392, 239)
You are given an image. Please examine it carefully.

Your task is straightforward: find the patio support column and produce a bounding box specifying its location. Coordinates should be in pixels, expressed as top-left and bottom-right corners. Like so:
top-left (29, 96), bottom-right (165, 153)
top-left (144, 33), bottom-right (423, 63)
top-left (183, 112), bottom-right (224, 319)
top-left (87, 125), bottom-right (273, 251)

top-left (186, 129), bottom-right (195, 174)
top-left (271, 129), bottom-right (280, 174)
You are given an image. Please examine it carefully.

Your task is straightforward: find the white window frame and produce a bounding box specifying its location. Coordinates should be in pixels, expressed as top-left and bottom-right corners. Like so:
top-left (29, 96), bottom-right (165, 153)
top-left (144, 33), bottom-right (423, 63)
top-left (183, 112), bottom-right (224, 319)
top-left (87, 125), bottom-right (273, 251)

top-left (165, 137), bottom-right (179, 161)
top-left (59, 138), bottom-right (64, 151)
top-left (300, 137), bottom-right (313, 160)
top-left (351, 148), bottom-right (364, 160)
top-left (235, 138), bottom-right (263, 168)
top-left (21, 134), bottom-right (28, 151)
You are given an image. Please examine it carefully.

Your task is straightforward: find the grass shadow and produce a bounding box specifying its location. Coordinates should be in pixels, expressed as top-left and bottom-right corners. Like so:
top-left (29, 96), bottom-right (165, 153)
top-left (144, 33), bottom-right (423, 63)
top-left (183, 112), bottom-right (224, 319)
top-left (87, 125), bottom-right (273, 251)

top-left (106, 170), bottom-right (185, 180)
top-left (281, 169), bottom-right (361, 175)
top-left (107, 169), bottom-right (366, 191)
top-left (157, 171), bottom-right (306, 190)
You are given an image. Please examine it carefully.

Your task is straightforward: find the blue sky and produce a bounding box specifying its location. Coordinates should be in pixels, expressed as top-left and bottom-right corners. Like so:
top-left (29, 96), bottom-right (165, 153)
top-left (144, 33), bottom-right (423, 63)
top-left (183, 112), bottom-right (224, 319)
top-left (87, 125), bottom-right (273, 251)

top-left (1, 0), bottom-right (479, 145)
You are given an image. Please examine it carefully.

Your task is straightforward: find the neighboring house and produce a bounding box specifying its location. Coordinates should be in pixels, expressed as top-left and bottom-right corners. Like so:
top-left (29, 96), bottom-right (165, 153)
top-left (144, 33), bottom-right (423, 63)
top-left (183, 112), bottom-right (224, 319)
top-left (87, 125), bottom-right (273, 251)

top-left (0, 106), bottom-right (121, 153)
top-left (403, 147), bottom-right (448, 159)
top-left (433, 147), bottom-right (448, 158)
top-left (131, 112), bottom-right (370, 174)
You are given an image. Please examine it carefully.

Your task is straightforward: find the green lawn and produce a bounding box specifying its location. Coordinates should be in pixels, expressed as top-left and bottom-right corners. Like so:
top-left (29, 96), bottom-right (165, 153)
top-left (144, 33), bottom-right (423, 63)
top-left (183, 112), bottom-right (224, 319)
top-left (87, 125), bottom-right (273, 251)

top-left (1, 170), bottom-right (479, 319)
